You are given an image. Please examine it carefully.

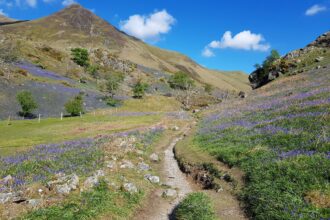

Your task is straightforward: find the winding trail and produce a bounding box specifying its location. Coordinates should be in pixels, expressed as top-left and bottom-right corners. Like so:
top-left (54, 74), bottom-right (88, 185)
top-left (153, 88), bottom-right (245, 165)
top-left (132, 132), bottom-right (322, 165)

top-left (134, 127), bottom-right (194, 220)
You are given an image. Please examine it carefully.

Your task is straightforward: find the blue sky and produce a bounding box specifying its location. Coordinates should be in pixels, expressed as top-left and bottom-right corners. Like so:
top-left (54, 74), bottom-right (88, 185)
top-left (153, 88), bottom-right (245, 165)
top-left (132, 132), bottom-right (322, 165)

top-left (0, 0), bottom-right (329, 73)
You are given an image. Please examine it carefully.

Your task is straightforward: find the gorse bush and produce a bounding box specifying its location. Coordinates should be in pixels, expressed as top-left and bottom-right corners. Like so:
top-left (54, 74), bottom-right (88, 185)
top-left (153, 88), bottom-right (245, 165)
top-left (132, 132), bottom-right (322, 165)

top-left (168, 72), bottom-right (194, 90)
top-left (65, 95), bottom-right (84, 116)
top-left (16, 91), bottom-right (38, 117)
top-left (133, 81), bottom-right (149, 98)
top-left (174, 192), bottom-right (216, 220)
top-left (71, 48), bottom-right (89, 67)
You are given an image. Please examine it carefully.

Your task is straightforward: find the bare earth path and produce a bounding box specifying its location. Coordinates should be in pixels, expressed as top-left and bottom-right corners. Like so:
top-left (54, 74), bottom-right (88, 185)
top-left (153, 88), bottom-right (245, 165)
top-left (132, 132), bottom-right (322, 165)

top-left (134, 126), bottom-right (194, 220)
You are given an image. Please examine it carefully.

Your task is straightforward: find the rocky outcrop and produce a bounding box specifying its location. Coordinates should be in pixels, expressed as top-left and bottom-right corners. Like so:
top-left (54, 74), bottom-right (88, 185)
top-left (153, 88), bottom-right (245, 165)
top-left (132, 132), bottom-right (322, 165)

top-left (47, 173), bottom-right (79, 195)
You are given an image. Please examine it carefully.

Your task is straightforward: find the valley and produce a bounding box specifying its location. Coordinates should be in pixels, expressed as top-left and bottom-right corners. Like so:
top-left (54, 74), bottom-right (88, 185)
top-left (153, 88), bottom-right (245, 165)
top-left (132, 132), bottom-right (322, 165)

top-left (0, 3), bottom-right (329, 220)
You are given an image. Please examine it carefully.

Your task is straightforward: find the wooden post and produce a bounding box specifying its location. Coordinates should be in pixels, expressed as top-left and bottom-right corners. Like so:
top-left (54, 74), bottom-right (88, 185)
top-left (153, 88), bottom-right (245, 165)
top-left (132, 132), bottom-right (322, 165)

top-left (7, 116), bottom-right (11, 125)
top-left (80, 112), bottom-right (82, 118)
top-left (38, 114), bottom-right (41, 123)
top-left (61, 112), bottom-right (63, 121)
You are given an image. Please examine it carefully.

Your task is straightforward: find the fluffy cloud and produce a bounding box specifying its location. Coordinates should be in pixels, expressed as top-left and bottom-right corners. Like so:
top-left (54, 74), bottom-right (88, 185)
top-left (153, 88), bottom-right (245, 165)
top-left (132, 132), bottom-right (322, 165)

top-left (26, 0), bottom-right (36, 7)
top-left (202, 30), bottom-right (270, 57)
top-left (0, 8), bottom-right (7, 16)
top-left (120, 9), bottom-right (175, 42)
top-left (62, 0), bottom-right (76, 6)
top-left (202, 47), bottom-right (215, 57)
top-left (305, 4), bottom-right (327, 16)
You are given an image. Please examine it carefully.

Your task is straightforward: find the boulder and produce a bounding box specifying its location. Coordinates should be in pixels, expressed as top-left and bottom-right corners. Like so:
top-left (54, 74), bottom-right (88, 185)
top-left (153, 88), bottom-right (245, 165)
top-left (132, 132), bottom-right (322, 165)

top-left (149, 153), bottom-right (159, 162)
top-left (27, 199), bottom-right (42, 208)
top-left (137, 162), bottom-right (150, 171)
top-left (0, 191), bottom-right (24, 204)
top-left (238, 91), bottom-right (247, 99)
top-left (47, 173), bottom-right (79, 195)
top-left (144, 174), bottom-right (160, 184)
top-left (123, 183), bottom-right (138, 193)
top-left (162, 189), bottom-right (177, 198)
top-left (120, 160), bottom-right (135, 169)
top-left (83, 170), bottom-right (105, 190)
top-left (315, 57), bottom-right (324, 62)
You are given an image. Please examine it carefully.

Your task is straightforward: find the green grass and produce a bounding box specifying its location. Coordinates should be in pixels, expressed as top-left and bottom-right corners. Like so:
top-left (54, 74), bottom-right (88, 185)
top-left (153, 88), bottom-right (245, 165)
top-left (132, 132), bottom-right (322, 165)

top-left (0, 112), bottom-right (161, 155)
top-left (174, 192), bottom-right (216, 220)
top-left (22, 181), bottom-right (143, 220)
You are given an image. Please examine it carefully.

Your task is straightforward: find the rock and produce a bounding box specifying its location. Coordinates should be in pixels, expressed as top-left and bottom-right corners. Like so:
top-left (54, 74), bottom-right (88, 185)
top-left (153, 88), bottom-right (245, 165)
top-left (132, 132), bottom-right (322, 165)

top-left (0, 191), bottom-right (24, 204)
top-left (150, 153), bottom-right (159, 162)
top-left (315, 57), bottom-right (324, 62)
top-left (27, 199), bottom-right (42, 208)
top-left (316, 65), bottom-right (321, 69)
top-left (1, 175), bottom-right (13, 184)
top-left (162, 189), bottom-right (177, 198)
top-left (47, 173), bottom-right (79, 195)
top-left (172, 126), bottom-right (179, 131)
top-left (192, 109), bottom-right (200, 113)
top-left (238, 91), bottom-right (247, 99)
top-left (106, 161), bottom-right (117, 169)
top-left (144, 174), bottom-right (160, 184)
top-left (120, 160), bottom-right (135, 169)
top-left (56, 184), bottom-right (71, 194)
top-left (137, 162), bottom-right (150, 171)
top-left (135, 150), bottom-right (144, 155)
top-left (83, 170), bottom-right (105, 190)
top-left (123, 183), bottom-right (138, 193)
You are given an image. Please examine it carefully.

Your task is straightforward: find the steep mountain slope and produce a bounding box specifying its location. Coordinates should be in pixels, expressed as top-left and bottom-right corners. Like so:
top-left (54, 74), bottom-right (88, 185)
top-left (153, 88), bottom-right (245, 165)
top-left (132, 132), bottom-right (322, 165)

top-left (0, 14), bottom-right (15, 23)
top-left (0, 4), bottom-right (249, 91)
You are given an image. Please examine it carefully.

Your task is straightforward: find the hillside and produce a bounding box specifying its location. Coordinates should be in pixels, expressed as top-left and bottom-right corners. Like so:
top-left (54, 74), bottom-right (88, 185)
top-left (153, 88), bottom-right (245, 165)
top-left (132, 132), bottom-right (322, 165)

top-left (0, 4), bottom-right (249, 92)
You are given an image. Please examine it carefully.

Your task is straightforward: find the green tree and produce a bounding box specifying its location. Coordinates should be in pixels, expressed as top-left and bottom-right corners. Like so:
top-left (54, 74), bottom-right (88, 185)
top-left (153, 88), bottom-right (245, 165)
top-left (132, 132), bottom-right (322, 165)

top-left (65, 95), bottom-right (84, 116)
top-left (86, 64), bottom-right (99, 78)
top-left (16, 91), bottom-right (38, 117)
top-left (204, 83), bottom-right (213, 94)
top-left (106, 75), bottom-right (121, 97)
top-left (71, 48), bottom-right (89, 67)
top-left (168, 72), bottom-right (194, 90)
top-left (262, 49), bottom-right (280, 72)
top-left (133, 81), bottom-right (149, 99)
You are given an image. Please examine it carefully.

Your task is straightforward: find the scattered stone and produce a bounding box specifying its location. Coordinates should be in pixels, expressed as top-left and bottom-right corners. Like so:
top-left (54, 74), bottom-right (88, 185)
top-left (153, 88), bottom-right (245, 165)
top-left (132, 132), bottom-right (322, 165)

top-left (192, 109), bottom-right (200, 113)
top-left (47, 173), bottom-right (79, 195)
top-left (172, 126), bottom-right (179, 131)
top-left (120, 160), bottom-right (135, 169)
top-left (123, 183), bottom-right (138, 193)
top-left (144, 174), bottom-right (160, 184)
top-left (162, 189), bottom-right (177, 198)
top-left (137, 162), bottom-right (150, 171)
top-left (83, 170), bottom-right (105, 190)
top-left (150, 153), bottom-right (159, 162)
top-left (315, 57), bottom-right (324, 62)
top-left (316, 65), bottom-right (321, 69)
top-left (0, 192), bottom-right (24, 204)
top-left (238, 91), bottom-right (247, 98)
top-left (106, 161), bottom-right (117, 170)
top-left (27, 199), bottom-right (42, 208)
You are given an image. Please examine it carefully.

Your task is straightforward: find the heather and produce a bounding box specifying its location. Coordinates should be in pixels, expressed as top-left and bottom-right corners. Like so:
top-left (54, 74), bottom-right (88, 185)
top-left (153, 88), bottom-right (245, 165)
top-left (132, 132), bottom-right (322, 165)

top-left (196, 69), bottom-right (330, 219)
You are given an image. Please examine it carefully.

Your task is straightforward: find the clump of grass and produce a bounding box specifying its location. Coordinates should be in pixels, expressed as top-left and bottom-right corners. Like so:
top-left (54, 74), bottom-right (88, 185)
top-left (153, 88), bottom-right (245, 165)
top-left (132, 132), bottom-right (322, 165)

top-left (174, 192), bottom-right (216, 220)
top-left (22, 181), bottom-right (143, 220)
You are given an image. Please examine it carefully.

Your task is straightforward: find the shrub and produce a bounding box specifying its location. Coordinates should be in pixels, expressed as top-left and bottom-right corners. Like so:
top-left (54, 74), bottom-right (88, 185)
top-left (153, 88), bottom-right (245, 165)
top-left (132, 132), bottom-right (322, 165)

top-left (86, 64), bottom-right (99, 78)
top-left (106, 75), bottom-right (122, 97)
top-left (105, 97), bottom-right (121, 107)
top-left (133, 81), bottom-right (149, 99)
top-left (174, 192), bottom-right (216, 220)
top-left (204, 83), bottom-right (213, 94)
top-left (16, 91), bottom-right (38, 117)
top-left (71, 48), bottom-right (89, 67)
top-left (168, 72), bottom-right (194, 90)
top-left (65, 95), bottom-right (84, 116)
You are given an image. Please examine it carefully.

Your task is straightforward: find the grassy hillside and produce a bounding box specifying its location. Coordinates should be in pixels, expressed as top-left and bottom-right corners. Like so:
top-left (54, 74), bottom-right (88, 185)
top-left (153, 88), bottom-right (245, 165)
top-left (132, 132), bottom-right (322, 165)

top-left (0, 4), bottom-right (249, 92)
top-left (192, 66), bottom-right (330, 219)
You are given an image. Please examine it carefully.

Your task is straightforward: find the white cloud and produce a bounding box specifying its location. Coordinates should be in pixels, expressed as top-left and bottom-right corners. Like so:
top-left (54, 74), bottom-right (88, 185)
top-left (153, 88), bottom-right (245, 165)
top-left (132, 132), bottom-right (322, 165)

top-left (202, 47), bottom-right (215, 57)
top-left (62, 0), bottom-right (76, 6)
top-left (0, 8), bottom-right (7, 16)
top-left (202, 30), bottom-right (270, 57)
top-left (120, 9), bottom-right (175, 42)
top-left (305, 4), bottom-right (327, 16)
top-left (26, 0), bottom-right (36, 7)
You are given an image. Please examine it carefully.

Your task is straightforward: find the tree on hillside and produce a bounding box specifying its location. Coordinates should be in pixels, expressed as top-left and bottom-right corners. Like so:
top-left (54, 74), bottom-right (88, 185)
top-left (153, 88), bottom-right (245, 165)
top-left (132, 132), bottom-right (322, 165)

top-left (168, 72), bottom-right (194, 90)
top-left (133, 81), bottom-right (149, 99)
top-left (106, 75), bottom-right (123, 97)
top-left (204, 83), bottom-right (213, 94)
top-left (262, 49), bottom-right (280, 72)
top-left (71, 48), bottom-right (89, 67)
top-left (16, 91), bottom-right (38, 117)
top-left (65, 94), bottom-right (84, 116)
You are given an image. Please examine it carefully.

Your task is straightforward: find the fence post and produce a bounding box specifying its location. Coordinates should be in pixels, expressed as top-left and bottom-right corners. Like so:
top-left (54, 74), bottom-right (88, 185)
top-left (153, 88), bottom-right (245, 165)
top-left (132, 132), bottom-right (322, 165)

top-left (61, 112), bottom-right (63, 121)
top-left (7, 115), bottom-right (11, 125)
top-left (80, 112), bottom-right (82, 118)
top-left (38, 114), bottom-right (41, 123)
